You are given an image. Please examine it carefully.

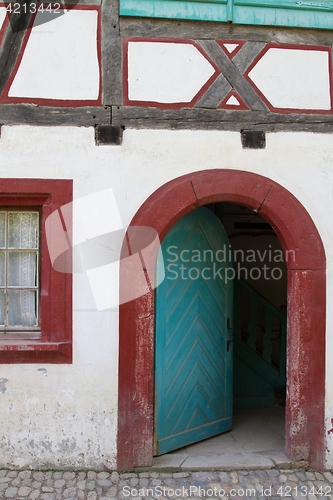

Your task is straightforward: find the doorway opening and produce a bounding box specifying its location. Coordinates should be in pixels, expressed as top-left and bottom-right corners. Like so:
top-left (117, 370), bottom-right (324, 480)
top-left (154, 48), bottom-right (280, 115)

top-left (153, 202), bottom-right (287, 464)
top-left (118, 170), bottom-right (325, 471)
top-left (209, 202), bottom-right (287, 412)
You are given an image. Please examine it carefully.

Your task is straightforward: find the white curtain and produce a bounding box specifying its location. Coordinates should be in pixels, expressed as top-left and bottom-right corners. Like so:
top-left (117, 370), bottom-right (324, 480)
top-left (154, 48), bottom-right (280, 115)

top-left (6, 213), bottom-right (38, 327)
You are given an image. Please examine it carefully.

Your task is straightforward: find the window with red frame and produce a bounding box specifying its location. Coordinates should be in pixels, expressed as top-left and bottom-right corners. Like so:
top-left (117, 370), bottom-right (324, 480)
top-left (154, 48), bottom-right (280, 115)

top-left (0, 209), bottom-right (40, 339)
top-left (0, 179), bottom-right (73, 364)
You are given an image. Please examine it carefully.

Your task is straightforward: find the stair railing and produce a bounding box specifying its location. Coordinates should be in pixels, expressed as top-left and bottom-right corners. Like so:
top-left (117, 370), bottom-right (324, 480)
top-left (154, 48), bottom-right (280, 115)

top-left (234, 278), bottom-right (287, 387)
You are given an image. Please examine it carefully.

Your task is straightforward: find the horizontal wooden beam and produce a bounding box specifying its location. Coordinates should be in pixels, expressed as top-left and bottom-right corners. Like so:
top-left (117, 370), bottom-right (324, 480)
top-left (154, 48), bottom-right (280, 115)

top-left (0, 105), bottom-right (111, 126)
top-left (119, 17), bottom-right (333, 46)
top-left (0, 104), bottom-right (332, 133)
top-left (112, 106), bottom-right (333, 133)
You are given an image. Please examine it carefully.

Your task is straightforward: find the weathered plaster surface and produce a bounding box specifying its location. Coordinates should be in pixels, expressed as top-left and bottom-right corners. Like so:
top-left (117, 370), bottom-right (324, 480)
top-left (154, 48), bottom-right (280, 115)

top-left (0, 8), bottom-right (6, 31)
top-left (0, 365), bottom-right (117, 469)
top-left (0, 126), bottom-right (332, 468)
top-left (127, 41), bottom-right (215, 103)
top-left (247, 47), bottom-right (331, 110)
top-left (9, 9), bottom-right (100, 101)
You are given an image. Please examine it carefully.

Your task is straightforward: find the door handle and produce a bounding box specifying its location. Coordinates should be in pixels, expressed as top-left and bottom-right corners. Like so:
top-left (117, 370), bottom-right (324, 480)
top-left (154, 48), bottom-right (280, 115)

top-left (227, 317), bottom-right (233, 352)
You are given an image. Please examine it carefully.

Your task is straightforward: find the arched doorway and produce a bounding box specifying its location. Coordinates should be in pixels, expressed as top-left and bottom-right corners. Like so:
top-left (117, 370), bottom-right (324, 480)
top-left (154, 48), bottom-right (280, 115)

top-left (118, 169), bottom-right (326, 471)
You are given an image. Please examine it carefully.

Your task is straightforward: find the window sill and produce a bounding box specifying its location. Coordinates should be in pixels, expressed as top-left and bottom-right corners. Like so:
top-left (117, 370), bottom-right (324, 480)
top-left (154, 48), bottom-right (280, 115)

top-left (0, 341), bottom-right (72, 363)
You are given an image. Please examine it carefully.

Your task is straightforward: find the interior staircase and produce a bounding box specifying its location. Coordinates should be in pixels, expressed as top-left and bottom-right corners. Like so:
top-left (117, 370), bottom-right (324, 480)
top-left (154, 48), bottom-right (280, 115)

top-left (233, 278), bottom-right (287, 408)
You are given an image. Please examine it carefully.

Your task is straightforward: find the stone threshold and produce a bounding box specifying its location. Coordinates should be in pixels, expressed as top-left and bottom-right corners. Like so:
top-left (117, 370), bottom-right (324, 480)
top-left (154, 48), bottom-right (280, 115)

top-left (134, 452), bottom-right (310, 473)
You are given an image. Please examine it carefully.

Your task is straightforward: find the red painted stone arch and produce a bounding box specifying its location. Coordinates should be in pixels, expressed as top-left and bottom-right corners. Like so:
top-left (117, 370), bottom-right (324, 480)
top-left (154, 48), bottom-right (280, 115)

top-left (118, 169), bottom-right (326, 471)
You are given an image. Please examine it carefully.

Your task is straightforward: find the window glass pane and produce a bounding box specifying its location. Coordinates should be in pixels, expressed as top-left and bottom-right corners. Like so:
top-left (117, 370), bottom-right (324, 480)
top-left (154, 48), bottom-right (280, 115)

top-left (8, 213), bottom-right (38, 249)
top-left (0, 252), bottom-right (5, 287)
top-left (8, 290), bottom-right (37, 326)
top-left (8, 252), bottom-right (37, 287)
top-left (0, 291), bottom-right (5, 326)
top-left (0, 213), bottom-right (6, 248)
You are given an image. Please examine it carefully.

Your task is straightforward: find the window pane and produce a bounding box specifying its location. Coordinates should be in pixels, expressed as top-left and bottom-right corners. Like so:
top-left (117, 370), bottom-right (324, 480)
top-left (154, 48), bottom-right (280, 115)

top-left (8, 252), bottom-right (37, 287)
top-left (0, 291), bottom-right (5, 326)
top-left (0, 252), bottom-right (5, 287)
top-left (8, 290), bottom-right (37, 326)
top-left (0, 213), bottom-right (5, 248)
top-left (8, 213), bottom-right (38, 249)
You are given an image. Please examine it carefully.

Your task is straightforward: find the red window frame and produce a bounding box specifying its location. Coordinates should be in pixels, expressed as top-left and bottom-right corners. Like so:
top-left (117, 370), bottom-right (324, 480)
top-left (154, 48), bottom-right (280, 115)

top-left (0, 179), bottom-right (72, 364)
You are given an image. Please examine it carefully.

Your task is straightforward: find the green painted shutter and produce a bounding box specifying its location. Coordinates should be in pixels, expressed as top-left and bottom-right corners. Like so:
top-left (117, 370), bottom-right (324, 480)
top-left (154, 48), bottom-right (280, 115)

top-left (120, 0), bottom-right (229, 22)
top-left (120, 0), bottom-right (333, 29)
top-left (233, 0), bottom-right (333, 30)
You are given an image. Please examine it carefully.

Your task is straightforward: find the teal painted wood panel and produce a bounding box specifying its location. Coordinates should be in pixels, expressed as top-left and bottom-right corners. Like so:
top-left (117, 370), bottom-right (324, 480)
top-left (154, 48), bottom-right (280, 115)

top-left (120, 0), bottom-right (229, 21)
top-left (233, 0), bottom-right (333, 29)
top-left (120, 0), bottom-right (333, 29)
top-left (155, 207), bottom-right (233, 455)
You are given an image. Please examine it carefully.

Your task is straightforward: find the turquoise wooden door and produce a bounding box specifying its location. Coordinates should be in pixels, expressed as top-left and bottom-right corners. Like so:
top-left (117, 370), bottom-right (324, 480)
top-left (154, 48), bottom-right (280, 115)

top-left (154, 207), bottom-right (233, 455)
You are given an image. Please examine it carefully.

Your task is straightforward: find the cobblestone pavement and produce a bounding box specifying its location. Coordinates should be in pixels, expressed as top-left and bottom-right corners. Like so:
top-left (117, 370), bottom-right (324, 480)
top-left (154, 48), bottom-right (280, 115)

top-left (0, 469), bottom-right (332, 500)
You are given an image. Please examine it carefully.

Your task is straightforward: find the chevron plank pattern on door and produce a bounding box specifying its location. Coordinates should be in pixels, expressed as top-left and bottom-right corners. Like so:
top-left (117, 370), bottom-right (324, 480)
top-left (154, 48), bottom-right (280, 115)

top-left (155, 207), bottom-right (233, 455)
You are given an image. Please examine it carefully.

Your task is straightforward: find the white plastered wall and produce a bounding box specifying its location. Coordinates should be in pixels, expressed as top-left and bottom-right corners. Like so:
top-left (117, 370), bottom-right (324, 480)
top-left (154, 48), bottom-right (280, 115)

top-left (0, 125), bottom-right (332, 469)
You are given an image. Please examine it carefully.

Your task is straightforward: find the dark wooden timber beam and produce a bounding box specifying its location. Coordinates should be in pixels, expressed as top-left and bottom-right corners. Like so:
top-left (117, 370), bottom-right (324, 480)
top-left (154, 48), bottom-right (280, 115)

top-left (0, 3), bottom-right (34, 99)
top-left (112, 106), bottom-right (333, 133)
top-left (0, 104), bottom-right (333, 133)
top-left (0, 105), bottom-right (111, 126)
